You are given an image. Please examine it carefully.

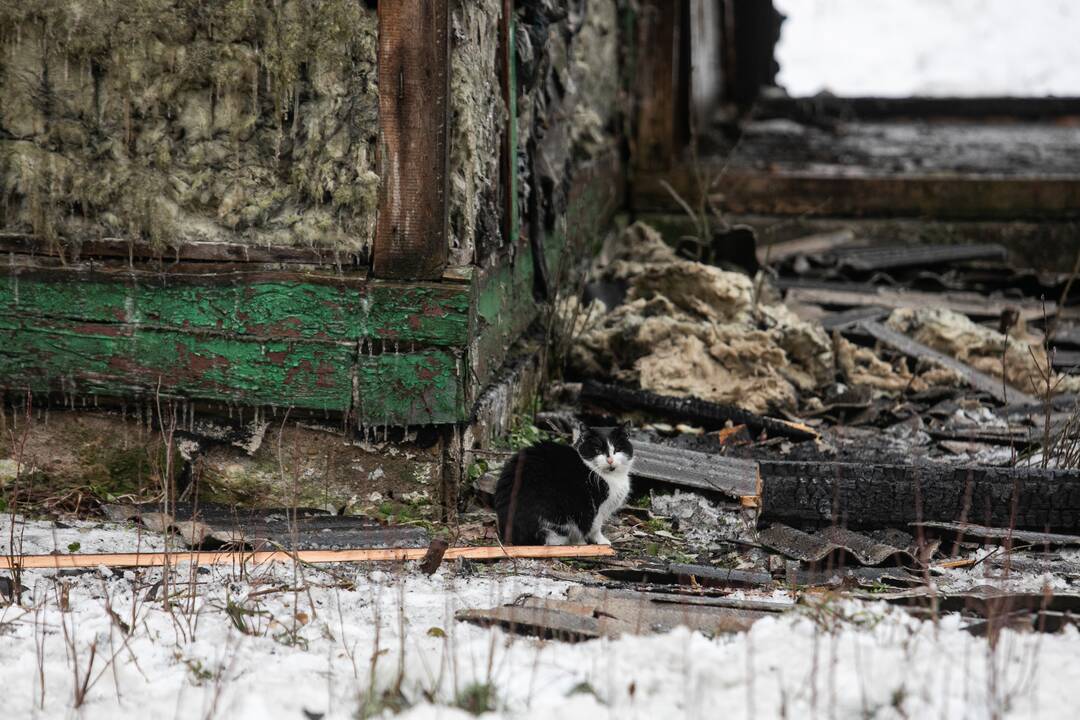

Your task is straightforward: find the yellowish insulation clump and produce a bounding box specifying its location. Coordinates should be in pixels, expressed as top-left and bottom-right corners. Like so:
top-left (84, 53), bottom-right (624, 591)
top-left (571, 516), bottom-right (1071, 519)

top-left (0, 0), bottom-right (378, 253)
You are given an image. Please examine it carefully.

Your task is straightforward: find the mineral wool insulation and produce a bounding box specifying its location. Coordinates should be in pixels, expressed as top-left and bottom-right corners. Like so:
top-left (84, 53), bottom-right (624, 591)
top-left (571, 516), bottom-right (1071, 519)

top-left (0, 0), bottom-right (509, 260)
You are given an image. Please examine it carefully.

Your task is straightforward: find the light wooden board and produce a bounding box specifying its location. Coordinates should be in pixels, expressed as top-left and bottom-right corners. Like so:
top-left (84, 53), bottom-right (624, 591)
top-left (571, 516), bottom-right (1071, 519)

top-left (0, 544), bottom-right (615, 570)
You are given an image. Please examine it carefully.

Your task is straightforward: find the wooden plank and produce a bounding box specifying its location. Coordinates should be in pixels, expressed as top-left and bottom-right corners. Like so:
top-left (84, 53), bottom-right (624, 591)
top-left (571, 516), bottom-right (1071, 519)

top-left (632, 440), bottom-right (760, 504)
top-left (913, 521), bottom-right (1080, 547)
top-left (638, 166), bottom-right (1080, 220)
top-left (0, 233), bottom-right (366, 267)
top-left (373, 0), bottom-right (450, 279)
top-left (633, 0), bottom-right (683, 170)
top-left (856, 320), bottom-right (1038, 406)
top-left (760, 460), bottom-right (1080, 531)
top-left (0, 316), bottom-right (465, 422)
top-left (0, 544), bottom-right (616, 570)
top-left (0, 267), bottom-right (470, 347)
top-left (831, 243), bottom-right (1008, 271)
top-left (458, 592), bottom-right (767, 640)
top-left (782, 282), bottom-right (1054, 322)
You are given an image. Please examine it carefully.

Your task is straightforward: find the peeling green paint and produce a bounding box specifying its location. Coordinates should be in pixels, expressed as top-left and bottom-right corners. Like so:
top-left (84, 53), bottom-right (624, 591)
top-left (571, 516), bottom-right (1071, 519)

top-left (0, 270), bottom-right (468, 422)
top-left (0, 272), bottom-right (469, 347)
top-left (356, 350), bottom-right (463, 425)
top-left (0, 316), bottom-right (355, 409)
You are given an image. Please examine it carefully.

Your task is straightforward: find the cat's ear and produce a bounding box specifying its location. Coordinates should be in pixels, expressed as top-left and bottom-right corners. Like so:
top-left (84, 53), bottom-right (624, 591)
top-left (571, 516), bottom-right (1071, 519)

top-left (616, 420), bottom-right (632, 435)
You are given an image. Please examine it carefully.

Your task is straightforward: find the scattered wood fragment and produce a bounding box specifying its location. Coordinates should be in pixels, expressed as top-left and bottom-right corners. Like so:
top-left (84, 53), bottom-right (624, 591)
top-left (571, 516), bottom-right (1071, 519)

top-left (831, 243), bottom-right (1007, 272)
top-left (781, 282), bottom-right (1054, 322)
top-left (582, 381), bottom-right (819, 441)
top-left (632, 441), bottom-right (760, 506)
top-left (456, 605), bottom-right (606, 641)
top-left (855, 320), bottom-right (1038, 406)
top-left (598, 561), bottom-right (774, 589)
top-left (933, 558), bottom-right (977, 570)
top-left (418, 539), bottom-right (450, 575)
top-left (456, 587), bottom-right (773, 641)
top-left (0, 544), bottom-right (616, 571)
top-left (818, 306), bottom-right (891, 331)
top-left (913, 521), bottom-right (1080, 548)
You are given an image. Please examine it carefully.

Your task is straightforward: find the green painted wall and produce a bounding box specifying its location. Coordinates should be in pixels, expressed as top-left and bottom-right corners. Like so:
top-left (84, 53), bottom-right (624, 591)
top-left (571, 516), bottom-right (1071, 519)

top-left (0, 269), bottom-right (467, 424)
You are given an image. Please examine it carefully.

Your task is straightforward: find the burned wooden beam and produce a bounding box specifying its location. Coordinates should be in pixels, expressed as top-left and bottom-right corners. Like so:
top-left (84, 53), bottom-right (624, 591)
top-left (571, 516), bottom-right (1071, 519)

top-left (855, 320), bottom-right (1038, 406)
top-left (373, 0), bottom-right (450, 280)
top-left (581, 381), bottom-right (818, 441)
top-left (632, 440), bottom-right (760, 506)
top-left (754, 95), bottom-right (1080, 123)
top-left (759, 460), bottom-right (1080, 532)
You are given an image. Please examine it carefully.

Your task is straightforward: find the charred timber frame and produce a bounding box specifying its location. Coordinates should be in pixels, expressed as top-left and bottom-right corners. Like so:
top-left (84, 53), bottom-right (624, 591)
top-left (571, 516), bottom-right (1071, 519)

top-left (0, 2), bottom-right (626, 433)
top-left (761, 460), bottom-right (1080, 532)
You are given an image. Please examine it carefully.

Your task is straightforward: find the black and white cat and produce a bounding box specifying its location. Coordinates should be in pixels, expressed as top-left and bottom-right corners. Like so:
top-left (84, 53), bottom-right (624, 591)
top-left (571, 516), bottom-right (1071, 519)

top-left (494, 424), bottom-right (634, 546)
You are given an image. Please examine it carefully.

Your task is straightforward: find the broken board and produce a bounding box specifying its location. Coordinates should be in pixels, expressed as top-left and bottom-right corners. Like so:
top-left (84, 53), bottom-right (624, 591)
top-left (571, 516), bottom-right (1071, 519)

top-left (632, 440), bottom-right (761, 508)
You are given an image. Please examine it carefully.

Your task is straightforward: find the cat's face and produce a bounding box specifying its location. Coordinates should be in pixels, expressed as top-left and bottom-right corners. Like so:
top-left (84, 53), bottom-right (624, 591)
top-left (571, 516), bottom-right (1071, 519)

top-left (574, 424), bottom-right (634, 477)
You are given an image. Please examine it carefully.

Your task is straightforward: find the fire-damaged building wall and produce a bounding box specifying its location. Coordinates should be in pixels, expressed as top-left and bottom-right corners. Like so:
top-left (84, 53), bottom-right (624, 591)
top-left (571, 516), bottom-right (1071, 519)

top-left (0, 0), bottom-right (623, 266)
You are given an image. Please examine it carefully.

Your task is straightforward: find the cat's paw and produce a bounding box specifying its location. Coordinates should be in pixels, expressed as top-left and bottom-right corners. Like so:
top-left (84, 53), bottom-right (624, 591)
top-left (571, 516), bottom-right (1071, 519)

top-left (593, 534), bottom-right (611, 546)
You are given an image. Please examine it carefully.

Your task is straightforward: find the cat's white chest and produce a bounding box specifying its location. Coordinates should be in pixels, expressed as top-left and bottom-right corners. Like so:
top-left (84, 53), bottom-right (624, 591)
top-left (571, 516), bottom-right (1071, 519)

top-left (590, 468), bottom-right (631, 544)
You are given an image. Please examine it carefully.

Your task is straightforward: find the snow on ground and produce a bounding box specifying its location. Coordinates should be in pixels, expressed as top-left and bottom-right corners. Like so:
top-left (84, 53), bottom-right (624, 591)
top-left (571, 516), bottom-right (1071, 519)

top-left (3, 517), bottom-right (1080, 719)
top-left (775, 0), bottom-right (1080, 97)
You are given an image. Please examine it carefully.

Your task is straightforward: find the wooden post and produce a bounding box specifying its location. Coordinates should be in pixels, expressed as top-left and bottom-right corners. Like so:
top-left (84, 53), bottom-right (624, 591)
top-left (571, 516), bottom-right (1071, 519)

top-left (689, 0), bottom-right (723, 132)
top-left (374, 0), bottom-right (450, 280)
top-left (633, 0), bottom-right (685, 171)
top-left (499, 0), bottom-right (519, 250)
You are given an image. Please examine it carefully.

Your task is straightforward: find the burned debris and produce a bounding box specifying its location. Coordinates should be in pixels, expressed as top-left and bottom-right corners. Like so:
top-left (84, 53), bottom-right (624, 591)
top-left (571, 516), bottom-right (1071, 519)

top-left (3, 1), bottom-right (1080, 716)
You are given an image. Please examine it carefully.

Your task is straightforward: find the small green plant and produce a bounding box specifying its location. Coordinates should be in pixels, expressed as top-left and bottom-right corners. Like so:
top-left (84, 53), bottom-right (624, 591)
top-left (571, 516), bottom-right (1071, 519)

top-left (466, 459), bottom-right (489, 482)
top-left (455, 682), bottom-right (497, 716)
top-left (642, 516), bottom-right (673, 534)
top-left (356, 688), bottom-right (410, 719)
top-left (67, 542), bottom-right (81, 553)
top-left (180, 656), bottom-right (215, 686)
top-left (567, 681), bottom-right (603, 702)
